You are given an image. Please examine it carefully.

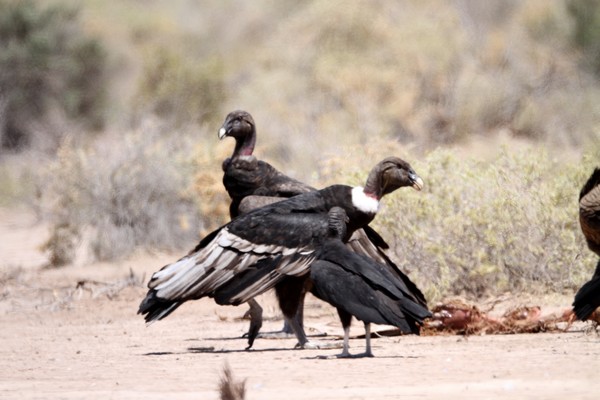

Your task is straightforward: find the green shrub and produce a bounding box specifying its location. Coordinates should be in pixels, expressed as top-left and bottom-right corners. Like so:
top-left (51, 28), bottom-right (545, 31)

top-left (38, 124), bottom-right (202, 265)
top-left (0, 0), bottom-right (107, 151)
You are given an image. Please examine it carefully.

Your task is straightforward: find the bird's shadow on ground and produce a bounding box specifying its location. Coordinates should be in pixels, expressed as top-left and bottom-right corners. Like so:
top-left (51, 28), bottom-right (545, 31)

top-left (142, 339), bottom-right (414, 358)
top-left (142, 346), bottom-right (300, 356)
top-left (300, 354), bottom-right (422, 360)
top-left (142, 334), bottom-right (299, 355)
top-left (142, 333), bottom-right (409, 357)
top-left (142, 348), bottom-right (417, 358)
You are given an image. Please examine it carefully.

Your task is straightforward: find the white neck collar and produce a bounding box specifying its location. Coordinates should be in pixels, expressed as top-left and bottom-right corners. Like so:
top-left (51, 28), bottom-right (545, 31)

top-left (351, 186), bottom-right (379, 214)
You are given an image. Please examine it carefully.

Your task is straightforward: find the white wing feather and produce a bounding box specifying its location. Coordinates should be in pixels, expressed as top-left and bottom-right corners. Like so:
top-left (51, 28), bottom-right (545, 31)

top-left (149, 227), bottom-right (315, 302)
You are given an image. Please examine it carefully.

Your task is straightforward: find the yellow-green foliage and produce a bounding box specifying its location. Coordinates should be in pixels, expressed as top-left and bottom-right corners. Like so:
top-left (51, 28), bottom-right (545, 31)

top-left (369, 148), bottom-right (600, 302)
top-left (293, 139), bottom-right (599, 301)
top-left (189, 137), bottom-right (232, 235)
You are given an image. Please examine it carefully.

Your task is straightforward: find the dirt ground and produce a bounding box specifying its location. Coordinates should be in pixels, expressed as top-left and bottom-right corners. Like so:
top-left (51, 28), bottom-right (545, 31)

top-left (1, 207), bottom-right (599, 399)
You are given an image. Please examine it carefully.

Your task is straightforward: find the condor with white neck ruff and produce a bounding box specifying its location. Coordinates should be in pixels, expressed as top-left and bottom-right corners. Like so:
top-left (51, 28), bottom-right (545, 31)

top-left (138, 157), bottom-right (423, 350)
top-left (218, 111), bottom-right (427, 349)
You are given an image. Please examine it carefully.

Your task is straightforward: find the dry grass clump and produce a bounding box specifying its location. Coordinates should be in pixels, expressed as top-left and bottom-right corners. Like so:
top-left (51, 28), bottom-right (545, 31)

top-left (37, 122), bottom-right (202, 265)
top-left (219, 364), bottom-right (246, 400)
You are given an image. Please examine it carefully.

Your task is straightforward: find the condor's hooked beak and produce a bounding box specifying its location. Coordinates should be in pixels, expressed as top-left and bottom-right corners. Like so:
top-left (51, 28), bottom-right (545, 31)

top-left (409, 172), bottom-right (424, 191)
top-left (218, 126), bottom-right (228, 140)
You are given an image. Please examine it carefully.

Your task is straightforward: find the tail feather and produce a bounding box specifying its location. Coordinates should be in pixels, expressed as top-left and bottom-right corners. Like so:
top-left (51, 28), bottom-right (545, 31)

top-left (347, 228), bottom-right (428, 307)
top-left (399, 297), bottom-right (432, 321)
top-left (376, 295), bottom-right (431, 335)
top-left (138, 290), bottom-right (183, 323)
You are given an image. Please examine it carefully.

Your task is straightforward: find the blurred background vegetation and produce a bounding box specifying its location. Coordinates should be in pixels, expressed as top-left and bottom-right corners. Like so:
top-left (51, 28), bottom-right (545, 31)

top-left (1, 0), bottom-right (600, 301)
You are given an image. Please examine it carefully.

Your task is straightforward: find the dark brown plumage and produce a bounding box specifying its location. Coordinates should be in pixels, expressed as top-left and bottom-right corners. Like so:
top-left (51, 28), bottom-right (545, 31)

top-left (573, 168), bottom-right (600, 321)
top-left (219, 110), bottom-right (314, 218)
top-left (218, 110), bottom-right (315, 343)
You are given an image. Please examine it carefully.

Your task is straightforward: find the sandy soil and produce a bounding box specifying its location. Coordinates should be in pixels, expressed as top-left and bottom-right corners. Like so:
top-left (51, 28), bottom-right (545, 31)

top-left (1, 207), bottom-right (599, 399)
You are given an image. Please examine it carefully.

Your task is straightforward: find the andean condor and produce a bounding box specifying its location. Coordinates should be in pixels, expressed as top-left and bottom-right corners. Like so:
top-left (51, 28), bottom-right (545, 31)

top-left (218, 110), bottom-right (315, 218)
top-left (218, 110), bottom-right (314, 341)
top-left (217, 110), bottom-right (429, 348)
top-left (573, 167), bottom-right (600, 321)
top-left (138, 156), bottom-right (425, 350)
top-left (310, 207), bottom-right (431, 358)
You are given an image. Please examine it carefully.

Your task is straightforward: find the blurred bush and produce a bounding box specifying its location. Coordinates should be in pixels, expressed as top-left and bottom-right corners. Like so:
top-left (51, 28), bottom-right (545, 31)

top-left (215, 0), bottom-right (599, 171)
top-left (190, 138), bottom-right (231, 235)
top-left (320, 138), bottom-right (599, 301)
top-left (13, 0), bottom-right (600, 302)
top-left (377, 147), bottom-right (599, 302)
top-left (568, 0), bottom-right (600, 76)
top-left (0, 156), bottom-right (37, 206)
top-left (134, 44), bottom-right (226, 128)
top-left (37, 122), bottom-right (202, 265)
top-left (42, 0), bottom-right (599, 162)
top-left (0, 0), bottom-right (107, 152)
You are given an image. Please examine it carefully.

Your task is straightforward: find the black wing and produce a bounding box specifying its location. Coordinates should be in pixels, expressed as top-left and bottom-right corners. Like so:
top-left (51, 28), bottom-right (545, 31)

top-left (138, 197), bottom-right (332, 323)
top-left (346, 228), bottom-right (428, 307)
top-left (234, 190), bottom-right (429, 308)
top-left (223, 156), bottom-right (314, 217)
top-left (311, 240), bottom-right (431, 334)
